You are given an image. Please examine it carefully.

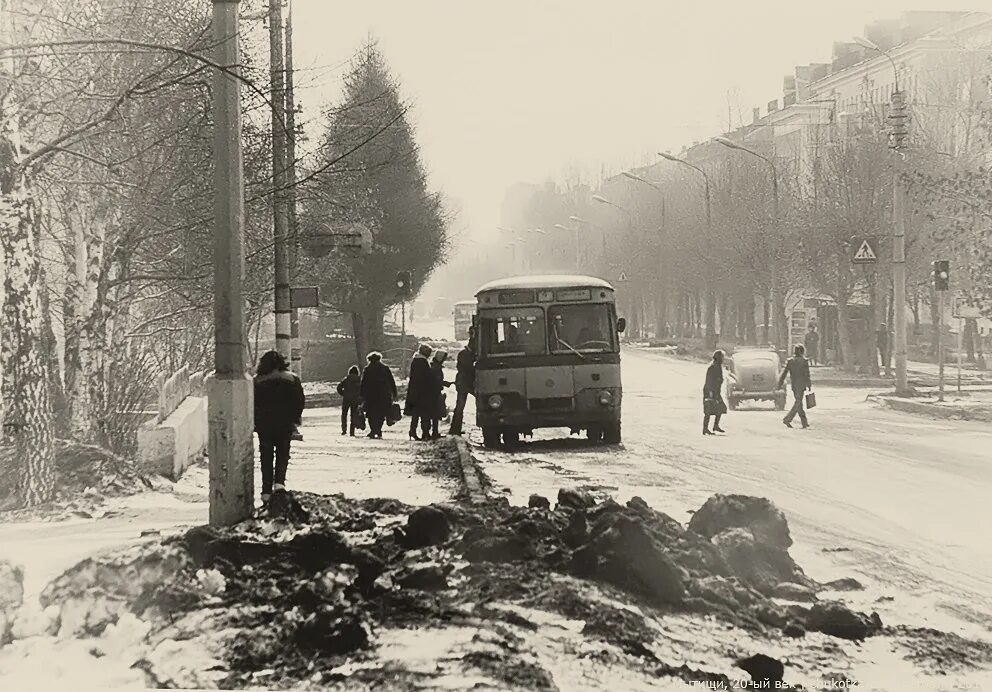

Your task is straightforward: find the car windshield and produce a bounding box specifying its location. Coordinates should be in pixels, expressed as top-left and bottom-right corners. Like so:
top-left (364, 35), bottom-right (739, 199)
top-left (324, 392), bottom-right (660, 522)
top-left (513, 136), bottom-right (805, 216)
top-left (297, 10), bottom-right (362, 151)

top-left (548, 304), bottom-right (616, 353)
top-left (479, 308), bottom-right (546, 356)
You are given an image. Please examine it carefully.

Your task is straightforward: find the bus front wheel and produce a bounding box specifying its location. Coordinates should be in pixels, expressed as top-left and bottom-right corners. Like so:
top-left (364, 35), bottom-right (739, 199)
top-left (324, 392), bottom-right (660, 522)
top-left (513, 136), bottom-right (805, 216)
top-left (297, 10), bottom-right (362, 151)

top-left (586, 426), bottom-right (603, 443)
top-left (603, 422), bottom-right (622, 444)
top-left (482, 427), bottom-right (500, 448)
top-left (502, 430), bottom-right (520, 447)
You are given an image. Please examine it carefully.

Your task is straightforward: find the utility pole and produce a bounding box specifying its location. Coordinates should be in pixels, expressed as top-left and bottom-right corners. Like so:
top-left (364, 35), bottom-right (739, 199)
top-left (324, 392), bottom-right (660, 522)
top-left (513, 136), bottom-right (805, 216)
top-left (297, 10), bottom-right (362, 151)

top-left (269, 0), bottom-right (291, 360)
top-left (209, 0), bottom-right (254, 526)
top-left (285, 0), bottom-right (301, 377)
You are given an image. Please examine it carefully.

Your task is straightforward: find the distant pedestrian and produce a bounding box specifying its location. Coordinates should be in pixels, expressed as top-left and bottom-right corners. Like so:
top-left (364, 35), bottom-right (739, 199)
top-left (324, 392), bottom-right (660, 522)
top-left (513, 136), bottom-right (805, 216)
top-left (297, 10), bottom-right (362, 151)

top-left (778, 344), bottom-right (812, 429)
top-left (449, 329), bottom-right (477, 436)
top-left (876, 323), bottom-right (890, 374)
top-left (336, 365), bottom-right (363, 436)
top-left (428, 350), bottom-right (451, 440)
top-left (405, 344), bottom-right (434, 440)
top-left (804, 324), bottom-right (820, 366)
top-left (703, 350), bottom-right (727, 435)
top-left (253, 350), bottom-right (306, 503)
top-left (360, 351), bottom-right (397, 439)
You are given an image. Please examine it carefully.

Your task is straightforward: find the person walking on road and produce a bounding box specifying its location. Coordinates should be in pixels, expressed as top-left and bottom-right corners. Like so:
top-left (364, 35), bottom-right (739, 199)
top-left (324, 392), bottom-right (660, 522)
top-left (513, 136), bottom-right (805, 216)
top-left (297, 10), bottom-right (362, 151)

top-left (405, 344), bottom-right (434, 441)
top-left (778, 344), bottom-right (812, 429)
top-left (449, 329), bottom-right (477, 436)
top-left (360, 352), bottom-right (397, 439)
top-left (703, 350), bottom-right (727, 436)
top-left (428, 350), bottom-right (450, 440)
top-left (253, 350), bottom-right (306, 503)
top-left (336, 365), bottom-right (363, 436)
top-left (804, 324), bottom-right (820, 366)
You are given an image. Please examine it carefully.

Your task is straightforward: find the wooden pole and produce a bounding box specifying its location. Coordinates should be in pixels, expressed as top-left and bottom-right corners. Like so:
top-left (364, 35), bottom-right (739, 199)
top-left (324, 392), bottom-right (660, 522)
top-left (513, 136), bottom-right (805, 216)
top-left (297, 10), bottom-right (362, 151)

top-left (270, 0), bottom-right (291, 359)
top-left (209, 0), bottom-right (254, 526)
top-left (285, 0), bottom-right (302, 377)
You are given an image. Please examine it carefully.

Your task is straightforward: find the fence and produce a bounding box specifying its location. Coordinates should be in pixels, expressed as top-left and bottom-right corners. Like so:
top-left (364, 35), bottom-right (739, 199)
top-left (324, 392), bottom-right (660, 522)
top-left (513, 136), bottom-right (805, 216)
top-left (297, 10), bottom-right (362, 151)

top-left (156, 366), bottom-right (207, 423)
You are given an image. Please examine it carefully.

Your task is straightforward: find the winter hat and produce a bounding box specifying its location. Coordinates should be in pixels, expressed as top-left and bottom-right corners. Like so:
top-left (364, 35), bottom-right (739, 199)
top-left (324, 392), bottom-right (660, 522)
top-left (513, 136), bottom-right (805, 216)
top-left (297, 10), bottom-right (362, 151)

top-left (418, 343), bottom-right (432, 357)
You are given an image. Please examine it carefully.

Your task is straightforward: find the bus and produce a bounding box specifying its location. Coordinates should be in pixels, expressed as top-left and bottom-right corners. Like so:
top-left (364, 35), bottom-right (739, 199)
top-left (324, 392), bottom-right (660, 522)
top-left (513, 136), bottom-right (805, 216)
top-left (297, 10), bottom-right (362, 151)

top-left (473, 275), bottom-right (625, 447)
top-left (453, 300), bottom-right (476, 340)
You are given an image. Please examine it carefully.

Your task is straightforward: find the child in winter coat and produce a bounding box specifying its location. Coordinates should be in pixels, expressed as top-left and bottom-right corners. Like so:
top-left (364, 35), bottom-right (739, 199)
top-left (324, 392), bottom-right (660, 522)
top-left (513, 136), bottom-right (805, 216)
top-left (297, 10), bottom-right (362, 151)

top-left (336, 365), bottom-right (363, 436)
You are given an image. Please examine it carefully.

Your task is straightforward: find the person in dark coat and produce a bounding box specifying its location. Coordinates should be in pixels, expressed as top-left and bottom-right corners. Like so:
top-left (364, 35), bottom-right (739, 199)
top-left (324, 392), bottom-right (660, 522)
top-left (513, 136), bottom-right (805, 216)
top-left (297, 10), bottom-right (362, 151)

top-left (336, 365), bottom-right (363, 436)
top-left (449, 330), bottom-right (476, 436)
top-left (703, 349), bottom-right (727, 435)
top-left (778, 344), bottom-right (812, 429)
top-left (359, 352), bottom-right (397, 438)
top-left (254, 350), bottom-right (306, 502)
top-left (804, 325), bottom-right (820, 366)
top-left (405, 344), bottom-right (434, 440)
top-left (428, 350), bottom-right (451, 440)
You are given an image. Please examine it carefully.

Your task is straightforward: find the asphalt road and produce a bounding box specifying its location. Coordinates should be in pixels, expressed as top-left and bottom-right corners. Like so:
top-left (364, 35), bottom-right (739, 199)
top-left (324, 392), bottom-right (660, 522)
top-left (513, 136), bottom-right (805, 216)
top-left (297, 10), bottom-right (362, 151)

top-left (470, 346), bottom-right (992, 637)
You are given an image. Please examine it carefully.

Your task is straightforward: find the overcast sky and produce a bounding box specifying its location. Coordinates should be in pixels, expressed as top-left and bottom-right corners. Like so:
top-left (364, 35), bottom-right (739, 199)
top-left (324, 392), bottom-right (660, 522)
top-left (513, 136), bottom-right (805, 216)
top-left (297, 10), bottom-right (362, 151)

top-left (291, 1), bottom-right (985, 250)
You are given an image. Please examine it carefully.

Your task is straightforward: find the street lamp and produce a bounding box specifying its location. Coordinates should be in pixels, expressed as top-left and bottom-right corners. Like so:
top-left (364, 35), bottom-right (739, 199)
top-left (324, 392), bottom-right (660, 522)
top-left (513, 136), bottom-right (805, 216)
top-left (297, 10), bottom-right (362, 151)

top-left (855, 34), bottom-right (910, 395)
top-left (554, 223), bottom-right (582, 271)
top-left (715, 136), bottom-right (781, 346)
top-left (658, 152), bottom-right (711, 228)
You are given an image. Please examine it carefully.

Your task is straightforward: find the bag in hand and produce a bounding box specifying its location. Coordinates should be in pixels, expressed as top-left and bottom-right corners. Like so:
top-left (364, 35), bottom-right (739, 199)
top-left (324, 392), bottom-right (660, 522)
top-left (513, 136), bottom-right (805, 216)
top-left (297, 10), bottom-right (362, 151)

top-left (703, 398), bottom-right (722, 415)
top-left (355, 408), bottom-right (367, 431)
top-left (805, 391), bottom-right (817, 409)
top-left (386, 403), bottom-right (402, 426)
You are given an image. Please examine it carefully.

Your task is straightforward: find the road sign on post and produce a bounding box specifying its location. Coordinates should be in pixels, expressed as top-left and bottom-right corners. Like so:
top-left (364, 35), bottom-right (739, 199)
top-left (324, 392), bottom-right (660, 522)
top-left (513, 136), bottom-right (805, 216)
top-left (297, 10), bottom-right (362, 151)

top-left (617, 271), bottom-right (628, 283)
top-left (290, 286), bottom-right (319, 309)
top-left (851, 238), bottom-right (878, 264)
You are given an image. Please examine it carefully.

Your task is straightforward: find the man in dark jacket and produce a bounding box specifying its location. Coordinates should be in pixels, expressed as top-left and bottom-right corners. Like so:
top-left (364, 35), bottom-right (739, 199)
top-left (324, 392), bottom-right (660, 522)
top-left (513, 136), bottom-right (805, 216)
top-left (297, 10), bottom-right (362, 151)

top-left (254, 350), bottom-right (306, 502)
top-left (778, 344), bottom-right (812, 429)
top-left (336, 365), bottom-right (363, 436)
top-left (449, 329), bottom-right (476, 436)
top-left (703, 350), bottom-right (726, 435)
top-left (360, 352), bottom-right (397, 438)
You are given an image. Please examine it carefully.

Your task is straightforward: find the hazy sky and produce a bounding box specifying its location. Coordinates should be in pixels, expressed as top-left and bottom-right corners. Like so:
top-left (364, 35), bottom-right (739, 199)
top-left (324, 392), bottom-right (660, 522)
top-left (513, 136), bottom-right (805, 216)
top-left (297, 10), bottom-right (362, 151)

top-left (291, 1), bottom-right (985, 248)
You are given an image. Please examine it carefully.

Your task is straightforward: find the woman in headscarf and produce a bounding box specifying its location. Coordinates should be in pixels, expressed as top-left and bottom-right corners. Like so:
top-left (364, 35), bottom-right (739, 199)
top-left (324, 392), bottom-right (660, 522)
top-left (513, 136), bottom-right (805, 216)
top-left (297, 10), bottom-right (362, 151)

top-left (359, 351), bottom-right (397, 439)
top-left (703, 349), bottom-right (727, 435)
top-left (404, 344), bottom-right (434, 440)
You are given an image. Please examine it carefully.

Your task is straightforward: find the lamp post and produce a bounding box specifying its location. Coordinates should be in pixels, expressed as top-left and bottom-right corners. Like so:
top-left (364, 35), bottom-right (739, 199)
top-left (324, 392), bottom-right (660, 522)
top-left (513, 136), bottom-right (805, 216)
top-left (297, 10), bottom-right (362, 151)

top-left (658, 152), bottom-right (714, 346)
top-left (593, 194), bottom-right (640, 336)
top-left (554, 223), bottom-right (581, 271)
top-left (854, 34), bottom-right (910, 396)
top-left (715, 135), bottom-right (781, 346)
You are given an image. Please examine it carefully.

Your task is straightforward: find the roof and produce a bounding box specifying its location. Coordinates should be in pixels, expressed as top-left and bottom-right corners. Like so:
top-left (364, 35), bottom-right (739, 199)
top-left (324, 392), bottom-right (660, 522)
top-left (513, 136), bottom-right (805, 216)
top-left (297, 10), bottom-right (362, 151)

top-left (475, 275), bottom-right (614, 295)
top-left (454, 299), bottom-right (477, 306)
top-left (732, 349), bottom-right (779, 360)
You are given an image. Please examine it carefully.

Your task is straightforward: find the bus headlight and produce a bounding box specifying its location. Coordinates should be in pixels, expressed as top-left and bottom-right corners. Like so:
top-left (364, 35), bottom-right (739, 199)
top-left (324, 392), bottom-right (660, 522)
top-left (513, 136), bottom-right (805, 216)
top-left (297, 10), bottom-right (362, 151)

top-left (488, 394), bottom-right (504, 410)
top-left (598, 390), bottom-right (613, 406)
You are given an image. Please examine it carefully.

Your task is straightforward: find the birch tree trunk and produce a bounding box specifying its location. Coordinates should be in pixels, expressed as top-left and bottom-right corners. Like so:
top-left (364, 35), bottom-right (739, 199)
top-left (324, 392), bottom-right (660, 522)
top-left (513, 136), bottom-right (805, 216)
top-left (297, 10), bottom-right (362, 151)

top-left (1, 118), bottom-right (56, 507)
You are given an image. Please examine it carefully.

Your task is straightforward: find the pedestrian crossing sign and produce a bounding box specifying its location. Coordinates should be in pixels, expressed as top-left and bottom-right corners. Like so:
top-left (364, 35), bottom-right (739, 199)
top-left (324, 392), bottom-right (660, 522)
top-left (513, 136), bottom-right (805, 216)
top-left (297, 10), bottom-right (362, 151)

top-left (852, 238), bottom-right (878, 264)
top-left (618, 271), bottom-right (629, 282)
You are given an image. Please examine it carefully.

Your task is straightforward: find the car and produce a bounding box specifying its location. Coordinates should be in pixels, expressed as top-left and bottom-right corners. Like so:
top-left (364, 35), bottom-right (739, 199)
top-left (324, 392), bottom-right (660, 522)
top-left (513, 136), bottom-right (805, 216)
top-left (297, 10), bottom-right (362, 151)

top-left (726, 348), bottom-right (786, 410)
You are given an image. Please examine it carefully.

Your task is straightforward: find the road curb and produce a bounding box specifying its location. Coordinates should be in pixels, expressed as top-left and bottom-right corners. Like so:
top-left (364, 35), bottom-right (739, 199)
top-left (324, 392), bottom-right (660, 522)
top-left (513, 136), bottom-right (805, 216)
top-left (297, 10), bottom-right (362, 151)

top-left (872, 396), bottom-right (992, 422)
top-left (452, 437), bottom-right (487, 504)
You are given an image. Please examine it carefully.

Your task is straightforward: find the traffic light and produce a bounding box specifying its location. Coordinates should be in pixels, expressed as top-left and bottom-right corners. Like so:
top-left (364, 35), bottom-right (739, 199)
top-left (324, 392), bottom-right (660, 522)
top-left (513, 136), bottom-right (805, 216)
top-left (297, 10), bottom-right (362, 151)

top-left (888, 90), bottom-right (910, 150)
top-left (933, 260), bottom-right (950, 291)
top-left (395, 270), bottom-right (412, 298)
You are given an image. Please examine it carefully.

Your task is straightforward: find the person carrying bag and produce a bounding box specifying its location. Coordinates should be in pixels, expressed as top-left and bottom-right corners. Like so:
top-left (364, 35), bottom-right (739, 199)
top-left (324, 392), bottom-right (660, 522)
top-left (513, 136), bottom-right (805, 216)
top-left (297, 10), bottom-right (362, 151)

top-left (702, 350), bottom-right (728, 435)
top-left (778, 344), bottom-right (813, 429)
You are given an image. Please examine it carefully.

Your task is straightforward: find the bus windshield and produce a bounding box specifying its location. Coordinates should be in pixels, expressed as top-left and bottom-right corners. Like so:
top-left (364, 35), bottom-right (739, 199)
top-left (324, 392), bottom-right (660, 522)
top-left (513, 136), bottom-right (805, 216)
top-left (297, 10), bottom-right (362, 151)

top-left (549, 303), bottom-right (616, 353)
top-left (479, 308), bottom-right (546, 356)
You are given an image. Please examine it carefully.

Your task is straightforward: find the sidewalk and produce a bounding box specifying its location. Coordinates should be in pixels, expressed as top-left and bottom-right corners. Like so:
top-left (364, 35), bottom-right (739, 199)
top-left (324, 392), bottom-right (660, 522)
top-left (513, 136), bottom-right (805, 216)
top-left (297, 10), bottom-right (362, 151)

top-left (871, 390), bottom-right (992, 423)
top-left (0, 407), bottom-right (457, 599)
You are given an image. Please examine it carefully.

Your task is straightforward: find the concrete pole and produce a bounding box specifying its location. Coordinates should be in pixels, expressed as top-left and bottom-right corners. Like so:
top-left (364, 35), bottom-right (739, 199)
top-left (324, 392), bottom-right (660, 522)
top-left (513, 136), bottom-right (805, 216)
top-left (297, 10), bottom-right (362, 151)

top-left (209, 0), bottom-right (254, 526)
top-left (285, 0), bottom-right (301, 377)
top-left (269, 0), bottom-right (291, 359)
top-left (938, 290), bottom-right (945, 402)
top-left (892, 163), bottom-right (910, 395)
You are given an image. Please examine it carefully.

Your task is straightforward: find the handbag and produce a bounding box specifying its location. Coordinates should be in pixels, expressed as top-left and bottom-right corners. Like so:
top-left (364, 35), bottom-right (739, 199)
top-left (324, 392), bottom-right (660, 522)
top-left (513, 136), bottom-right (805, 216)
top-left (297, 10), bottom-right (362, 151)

top-left (355, 408), bottom-right (367, 431)
top-left (703, 398), bottom-right (721, 415)
top-left (805, 390), bottom-right (817, 409)
top-left (386, 402), bottom-right (402, 426)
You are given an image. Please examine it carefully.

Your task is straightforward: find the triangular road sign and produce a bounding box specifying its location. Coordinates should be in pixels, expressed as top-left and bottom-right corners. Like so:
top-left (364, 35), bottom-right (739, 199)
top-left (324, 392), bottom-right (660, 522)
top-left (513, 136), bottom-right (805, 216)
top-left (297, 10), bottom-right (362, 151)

top-left (618, 271), bottom-right (628, 282)
top-left (852, 239), bottom-right (877, 263)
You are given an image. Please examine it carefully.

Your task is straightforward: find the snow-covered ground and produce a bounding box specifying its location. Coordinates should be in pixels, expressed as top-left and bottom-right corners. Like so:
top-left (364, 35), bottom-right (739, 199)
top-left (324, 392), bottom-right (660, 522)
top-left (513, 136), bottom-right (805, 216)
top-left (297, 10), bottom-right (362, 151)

top-left (470, 347), bottom-right (992, 642)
